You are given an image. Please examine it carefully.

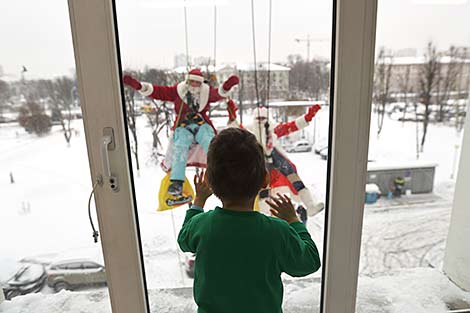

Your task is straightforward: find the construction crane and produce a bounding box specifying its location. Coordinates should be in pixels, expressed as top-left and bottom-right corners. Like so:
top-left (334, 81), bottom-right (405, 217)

top-left (294, 35), bottom-right (328, 62)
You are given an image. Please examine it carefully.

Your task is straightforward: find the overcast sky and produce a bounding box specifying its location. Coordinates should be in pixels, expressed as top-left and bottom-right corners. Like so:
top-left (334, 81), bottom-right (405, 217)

top-left (0, 0), bottom-right (469, 80)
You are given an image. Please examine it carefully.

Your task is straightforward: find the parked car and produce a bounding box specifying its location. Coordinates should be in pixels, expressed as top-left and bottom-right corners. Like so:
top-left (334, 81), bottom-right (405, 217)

top-left (319, 146), bottom-right (328, 160)
top-left (1, 261), bottom-right (46, 300)
top-left (47, 259), bottom-right (107, 292)
top-left (286, 140), bottom-right (312, 153)
top-left (313, 140), bottom-right (328, 155)
top-left (184, 254), bottom-right (196, 278)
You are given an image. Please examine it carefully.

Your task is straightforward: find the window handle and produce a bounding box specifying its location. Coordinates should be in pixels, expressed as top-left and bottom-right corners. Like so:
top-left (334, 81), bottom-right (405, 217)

top-left (101, 128), bottom-right (119, 192)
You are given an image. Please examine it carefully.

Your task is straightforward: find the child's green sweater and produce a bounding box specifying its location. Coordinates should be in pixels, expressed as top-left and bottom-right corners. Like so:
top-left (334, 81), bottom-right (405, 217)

top-left (177, 206), bottom-right (321, 313)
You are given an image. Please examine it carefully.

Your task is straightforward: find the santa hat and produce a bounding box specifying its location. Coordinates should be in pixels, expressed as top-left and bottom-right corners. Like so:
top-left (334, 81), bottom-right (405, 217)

top-left (186, 68), bottom-right (204, 83)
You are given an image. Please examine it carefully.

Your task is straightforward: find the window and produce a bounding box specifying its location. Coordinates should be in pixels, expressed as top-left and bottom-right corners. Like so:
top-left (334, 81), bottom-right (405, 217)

top-left (355, 1), bottom-right (470, 311)
top-left (115, 0), bottom-right (333, 311)
top-left (0, 0), bottom-right (383, 311)
top-left (0, 0), bottom-right (112, 308)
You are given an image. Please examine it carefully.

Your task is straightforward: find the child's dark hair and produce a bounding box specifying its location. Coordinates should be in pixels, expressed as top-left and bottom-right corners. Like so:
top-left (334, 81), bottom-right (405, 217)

top-left (207, 127), bottom-right (266, 201)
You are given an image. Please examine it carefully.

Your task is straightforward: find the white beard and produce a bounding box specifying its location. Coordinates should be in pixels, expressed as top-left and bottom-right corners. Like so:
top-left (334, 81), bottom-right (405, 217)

top-left (188, 86), bottom-right (201, 105)
top-left (188, 86), bottom-right (200, 96)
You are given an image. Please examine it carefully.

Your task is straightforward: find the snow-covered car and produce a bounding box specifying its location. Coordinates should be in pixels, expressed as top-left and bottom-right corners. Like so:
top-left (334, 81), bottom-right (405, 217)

top-left (0, 261), bottom-right (46, 300)
top-left (184, 254), bottom-right (196, 278)
top-left (319, 146), bottom-right (328, 160)
top-left (47, 259), bottom-right (107, 292)
top-left (286, 140), bottom-right (312, 153)
top-left (313, 140), bottom-right (328, 155)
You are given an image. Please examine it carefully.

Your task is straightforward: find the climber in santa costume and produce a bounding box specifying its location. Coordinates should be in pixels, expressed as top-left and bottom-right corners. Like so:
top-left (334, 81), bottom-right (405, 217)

top-left (246, 105), bottom-right (324, 216)
top-left (123, 69), bottom-right (239, 196)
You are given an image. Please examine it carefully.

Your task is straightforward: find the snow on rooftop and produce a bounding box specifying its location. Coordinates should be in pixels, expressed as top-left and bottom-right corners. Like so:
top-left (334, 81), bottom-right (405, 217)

top-left (172, 64), bottom-right (229, 74)
top-left (235, 63), bottom-right (290, 71)
top-left (383, 56), bottom-right (470, 65)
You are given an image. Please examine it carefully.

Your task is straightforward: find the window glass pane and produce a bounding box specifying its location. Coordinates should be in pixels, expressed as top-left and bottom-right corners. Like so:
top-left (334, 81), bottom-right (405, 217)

top-left (0, 0), bottom-right (112, 309)
top-left (356, 1), bottom-right (470, 311)
top-left (116, 0), bottom-right (332, 311)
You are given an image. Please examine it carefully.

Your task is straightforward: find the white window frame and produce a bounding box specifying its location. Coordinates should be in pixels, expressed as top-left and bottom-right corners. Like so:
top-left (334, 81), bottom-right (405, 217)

top-left (321, 0), bottom-right (378, 312)
top-left (68, 0), bottom-right (149, 312)
top-left (67, 0), bottom-right (377, 312)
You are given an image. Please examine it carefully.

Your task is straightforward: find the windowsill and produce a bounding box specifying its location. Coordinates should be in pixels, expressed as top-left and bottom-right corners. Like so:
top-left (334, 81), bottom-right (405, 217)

top-left (1, 268), bottom-right (469, 312)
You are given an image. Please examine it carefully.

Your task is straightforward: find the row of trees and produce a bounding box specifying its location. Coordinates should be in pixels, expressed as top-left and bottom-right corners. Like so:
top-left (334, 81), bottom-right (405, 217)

top-left (0, 79), bottom-right (11, 118)
top-left (0, 75), bottom-right (77, 144)
top-left (287, 54), bottom-right (330, 100)
top-left (6, 44), bottom-right (463, 157)
top-left (373, 42), bottom-right (469, 153)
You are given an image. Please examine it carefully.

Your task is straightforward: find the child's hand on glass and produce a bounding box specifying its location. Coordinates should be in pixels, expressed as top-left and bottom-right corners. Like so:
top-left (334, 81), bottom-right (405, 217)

top-left (193, 170), bottom-right (212, 207)
top-left (266, 193), bottom-right (300, 224)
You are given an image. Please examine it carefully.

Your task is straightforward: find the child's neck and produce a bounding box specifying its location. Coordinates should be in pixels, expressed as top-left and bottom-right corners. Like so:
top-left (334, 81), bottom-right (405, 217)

top-left (222, 199), bottom-right (255, 212)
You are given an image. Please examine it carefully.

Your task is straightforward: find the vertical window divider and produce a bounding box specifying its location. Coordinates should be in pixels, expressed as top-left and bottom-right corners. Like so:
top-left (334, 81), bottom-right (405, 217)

top-left (67, 0), bottom-right (149, 312)
top-left (321, 0), bottom-right (378, 312)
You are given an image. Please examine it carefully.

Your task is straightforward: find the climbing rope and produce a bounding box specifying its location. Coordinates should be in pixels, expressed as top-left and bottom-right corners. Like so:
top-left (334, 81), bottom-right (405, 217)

top-left (250, 0), bottom-right (263, 146)
top-left (213, 5), bottom-right (217, 69)
top-left (266, 0), bottom-right (273, 107)
top-left (265, 0), bottom-right (273, 142)
top-left (250, 0), bottom-right (261, 106)
top-left (183, 0), bottom-right (190, 71)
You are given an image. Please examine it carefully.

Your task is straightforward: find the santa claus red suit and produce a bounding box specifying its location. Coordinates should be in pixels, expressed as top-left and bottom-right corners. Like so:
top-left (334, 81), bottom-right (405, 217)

top-left (123, 69), bottom-right (239, 196)
top-left (246, 105), bottom-right (324, 216)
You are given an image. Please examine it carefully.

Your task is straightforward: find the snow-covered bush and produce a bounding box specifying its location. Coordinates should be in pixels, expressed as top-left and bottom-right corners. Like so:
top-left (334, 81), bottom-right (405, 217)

top-left (18, 102), bottom-right (52, 135)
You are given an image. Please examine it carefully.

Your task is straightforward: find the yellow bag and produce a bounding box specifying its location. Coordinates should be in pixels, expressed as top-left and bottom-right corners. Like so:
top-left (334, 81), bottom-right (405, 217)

top-left (253, 194), bottom-right (261, 212)
top-left (157, 173), bottom-right (195, 212)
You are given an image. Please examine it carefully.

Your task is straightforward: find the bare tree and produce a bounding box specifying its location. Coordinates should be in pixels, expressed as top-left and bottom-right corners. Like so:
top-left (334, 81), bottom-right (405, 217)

top-left (0, 79), bottom-right (11, 120)
top-left (435, 46), bottom-right (461, 122)
top-left (258, 70), bottom-right (269, 106)
top-left (125, 87), bottom-right (141, 171)
top-left (395, 64), bottom-right (421, 158)
top-left (243, 71), bottom-right (257, 107)
top-left (414, 99), bottom-right (421, 160)
top-left (418, 41), bottom-right (441, 151)
top-left (138, 67), bottom-right (175, 161)
top-left (42, 77), bottom-right (75, 145)
top-left (56, 77), bottom-right (75, 144)
top-left (287, 55), bottom-right (329, 100)
top-left (146, 99), bottom-right (173, 161)
top-left (397, 66), bottom-right (413, 123)
top-left (373, 48), bottom-right (393, 135)
top-left (454, 47), bottom-right (469, 131)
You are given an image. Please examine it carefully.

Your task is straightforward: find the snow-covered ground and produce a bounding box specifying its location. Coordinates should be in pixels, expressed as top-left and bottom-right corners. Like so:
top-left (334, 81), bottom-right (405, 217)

top-left (1, 268), bottom-right (469, 313)
top-left (1, 107), bottom-right (469, 312)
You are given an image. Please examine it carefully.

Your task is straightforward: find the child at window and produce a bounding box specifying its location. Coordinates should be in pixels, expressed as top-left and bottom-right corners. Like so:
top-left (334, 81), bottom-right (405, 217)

top-left (178, 127), bottom-right (321, 313)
